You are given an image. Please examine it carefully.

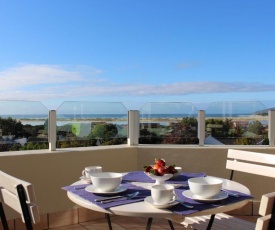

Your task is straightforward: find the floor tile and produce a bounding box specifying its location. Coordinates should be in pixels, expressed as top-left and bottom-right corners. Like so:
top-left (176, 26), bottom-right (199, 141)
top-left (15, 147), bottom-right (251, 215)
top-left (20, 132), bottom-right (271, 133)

top-left (50, 224), bottom-right (87, 230)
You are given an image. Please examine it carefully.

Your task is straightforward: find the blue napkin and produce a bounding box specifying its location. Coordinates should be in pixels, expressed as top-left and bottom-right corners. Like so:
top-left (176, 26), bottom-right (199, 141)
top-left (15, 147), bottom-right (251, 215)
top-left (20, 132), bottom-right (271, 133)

top-left (62, 183), bottom-right (150, 209)
top-left (122, 171), bottom-right (206, 184)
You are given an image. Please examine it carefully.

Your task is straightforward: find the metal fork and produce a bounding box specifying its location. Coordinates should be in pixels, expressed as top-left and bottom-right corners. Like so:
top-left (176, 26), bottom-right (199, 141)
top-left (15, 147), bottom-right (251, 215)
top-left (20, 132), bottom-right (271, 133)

top-left (101, 191), bottom-right (140, 203)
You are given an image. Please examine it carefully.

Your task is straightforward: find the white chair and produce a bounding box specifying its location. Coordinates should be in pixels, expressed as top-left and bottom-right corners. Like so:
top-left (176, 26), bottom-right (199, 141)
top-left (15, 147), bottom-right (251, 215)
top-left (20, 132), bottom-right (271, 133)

top-left (255, 192), bottom-right (275, 230)
top-left (183, 191), bottom-right (275, 230)
top-left (181, 149), bottom-right (275, 230)
top-left (0, 170), bottom-right (40, 230)
top-left (226, 149), bottom-right (275, 180)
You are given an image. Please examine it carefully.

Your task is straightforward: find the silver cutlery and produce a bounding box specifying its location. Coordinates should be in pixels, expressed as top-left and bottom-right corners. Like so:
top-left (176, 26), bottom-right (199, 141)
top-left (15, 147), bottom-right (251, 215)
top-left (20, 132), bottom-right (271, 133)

top-left (74, 186), bottom-right (87, 190)
top-left (94, 193), bottom-right (135, 202)
top-left (221, 189), bottom-right (240, 197)
top-left (100, 191), bottom-right (140, 204)
top-left (176, 198), bottom-right (194, 209)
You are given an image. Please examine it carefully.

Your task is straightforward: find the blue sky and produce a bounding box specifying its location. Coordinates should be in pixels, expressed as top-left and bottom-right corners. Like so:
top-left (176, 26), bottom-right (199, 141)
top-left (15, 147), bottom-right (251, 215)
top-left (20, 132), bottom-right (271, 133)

top-left (0, 1), bottom-right (275, 110)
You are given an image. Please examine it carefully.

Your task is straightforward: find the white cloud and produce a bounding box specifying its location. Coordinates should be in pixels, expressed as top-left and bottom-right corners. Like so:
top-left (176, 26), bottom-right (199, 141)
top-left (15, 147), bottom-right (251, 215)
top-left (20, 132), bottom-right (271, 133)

top-left (0, 64), bottom-right (80, 88)
top-left (0, 64), bottom-right (275, 101)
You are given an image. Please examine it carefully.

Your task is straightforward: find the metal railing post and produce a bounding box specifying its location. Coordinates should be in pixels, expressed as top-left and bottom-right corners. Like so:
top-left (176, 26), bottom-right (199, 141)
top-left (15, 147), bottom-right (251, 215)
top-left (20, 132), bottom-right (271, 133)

top-left (48, 110), bottom-right (57, 151)
top-left (127, 110), bottom-right (140, 146)
top-left (198, 110), bottom-right (205, 146)
top-left (268, 110), bottom-right (275, 147)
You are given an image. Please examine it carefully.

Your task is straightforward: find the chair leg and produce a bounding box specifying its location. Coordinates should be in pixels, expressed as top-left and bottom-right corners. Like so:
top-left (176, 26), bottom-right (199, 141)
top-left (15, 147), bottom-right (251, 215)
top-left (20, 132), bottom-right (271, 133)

top-left (17, 184), bottom-right (33, 230)
top-left (268, 204), bottom-right (275, 230)
top-left (105, 214), bottom-right (112, 230)
top-left (146, 218), bottom-right (153, 230)
top-left (168, 220), bottom-right (175, 230)
top-left (0, 202), bottom-right (9, 230)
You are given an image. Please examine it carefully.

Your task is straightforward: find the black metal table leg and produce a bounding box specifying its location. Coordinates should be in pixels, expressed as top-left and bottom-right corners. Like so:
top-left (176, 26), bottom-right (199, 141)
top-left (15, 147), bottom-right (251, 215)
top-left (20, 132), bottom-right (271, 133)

top-left (146, 218), bottom-right (153, 230)
top-left (168, 220), bottom-right (175, 230)
top-left (105, 214), bottom-right (112, 230)
top-left (206, 214), bottom-right (215, 230)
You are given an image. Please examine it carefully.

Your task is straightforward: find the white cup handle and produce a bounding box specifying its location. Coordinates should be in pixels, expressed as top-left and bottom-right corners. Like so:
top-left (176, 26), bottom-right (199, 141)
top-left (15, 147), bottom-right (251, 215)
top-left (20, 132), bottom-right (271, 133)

top-left (82, 170), bottom-right (86, 177)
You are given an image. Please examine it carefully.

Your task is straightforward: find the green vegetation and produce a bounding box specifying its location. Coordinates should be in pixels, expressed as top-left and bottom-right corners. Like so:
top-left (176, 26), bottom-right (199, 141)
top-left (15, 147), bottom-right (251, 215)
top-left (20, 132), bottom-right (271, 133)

top-left (0, 115), bottom-right (269, 152)
top-left (139, 116), bottom-right (268, 145)
top-left (0, 117), bottom-right (48, 152)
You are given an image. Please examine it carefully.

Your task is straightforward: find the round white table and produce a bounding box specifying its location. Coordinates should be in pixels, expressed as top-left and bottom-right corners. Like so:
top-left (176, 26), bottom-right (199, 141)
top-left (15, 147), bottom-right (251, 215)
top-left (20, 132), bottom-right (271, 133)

top-left (67, 176), bottom-right (251, 229)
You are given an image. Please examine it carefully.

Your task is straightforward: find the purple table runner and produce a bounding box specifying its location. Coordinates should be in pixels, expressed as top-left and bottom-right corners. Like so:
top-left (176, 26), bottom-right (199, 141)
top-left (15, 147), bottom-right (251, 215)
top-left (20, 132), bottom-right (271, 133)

top-left (62, 183), bottom-right (150, 209)
top-left (63, 171), bottom-right (253, 215)
top-left (122, 171), bottom-right (206, 184)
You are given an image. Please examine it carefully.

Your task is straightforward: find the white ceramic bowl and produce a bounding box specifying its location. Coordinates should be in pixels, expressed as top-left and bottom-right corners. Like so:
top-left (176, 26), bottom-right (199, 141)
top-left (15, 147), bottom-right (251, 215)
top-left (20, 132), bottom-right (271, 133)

top-left (188, 177), bottom-right (223, 198)
top-left (90, 172), bottom-right (122, 192)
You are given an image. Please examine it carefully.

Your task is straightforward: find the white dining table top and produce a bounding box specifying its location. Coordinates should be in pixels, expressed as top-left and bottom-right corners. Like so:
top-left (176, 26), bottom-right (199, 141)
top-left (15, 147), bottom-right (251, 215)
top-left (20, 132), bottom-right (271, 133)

top-left (67, 175), bottom-right (251, 224)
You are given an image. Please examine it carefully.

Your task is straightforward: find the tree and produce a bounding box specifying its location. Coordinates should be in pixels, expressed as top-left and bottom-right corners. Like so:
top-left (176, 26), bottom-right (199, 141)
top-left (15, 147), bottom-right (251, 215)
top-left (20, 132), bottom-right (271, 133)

top-left (205, 118), bottom-right (232, 137)
top-left (247, 120), bottom-right (263, 135)
top-left (139, 129), bottom-right (162, 144)
top-left (234, 137), bottom-right (256, 145)
top-left (89, 123), bottom-right (118, 139)
top-left (181, 117), bottom-right (198, 128)
top-left (0, 117), bottom-right (24, 137)
top-left (162, 122), bottom-right (198, 144)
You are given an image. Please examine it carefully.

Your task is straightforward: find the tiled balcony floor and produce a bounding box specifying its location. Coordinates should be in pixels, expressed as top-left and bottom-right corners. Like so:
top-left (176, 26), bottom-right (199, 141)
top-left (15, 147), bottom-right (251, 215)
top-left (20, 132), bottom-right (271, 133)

top-left (49, 215), bottom-right (258, 230)
top-left (50, 216), bottom-right (189, 229)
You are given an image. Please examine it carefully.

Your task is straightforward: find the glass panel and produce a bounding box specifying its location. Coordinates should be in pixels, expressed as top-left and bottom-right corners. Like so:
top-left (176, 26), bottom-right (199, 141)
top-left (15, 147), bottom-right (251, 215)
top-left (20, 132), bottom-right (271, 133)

top-left (0, 101), bottom-right (48, 152)
top-left (205, 101), bottom-right (268, 145)
top-left (56, 101), bottom-right (128, 148)
top-left (139, 102), bottom-right (198, 144)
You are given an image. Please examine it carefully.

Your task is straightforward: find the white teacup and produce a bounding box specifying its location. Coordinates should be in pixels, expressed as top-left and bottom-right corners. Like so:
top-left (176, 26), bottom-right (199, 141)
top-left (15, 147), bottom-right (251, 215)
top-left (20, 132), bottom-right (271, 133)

top-left (151, 184), bottom-right (175, 205)
top-left (82, 166), bottom-right (102, 178)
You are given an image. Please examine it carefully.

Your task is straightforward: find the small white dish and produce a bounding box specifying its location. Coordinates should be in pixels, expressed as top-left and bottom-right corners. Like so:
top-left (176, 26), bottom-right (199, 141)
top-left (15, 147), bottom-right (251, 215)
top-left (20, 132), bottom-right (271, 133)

top-left (182, 190), bottom-right (228, 202)
top-left (79, 176), bottom-right (92, 183)
top-left (85, 185), bottom-right (127, 195)
top-left (144, 196), bottom-right (179, 209)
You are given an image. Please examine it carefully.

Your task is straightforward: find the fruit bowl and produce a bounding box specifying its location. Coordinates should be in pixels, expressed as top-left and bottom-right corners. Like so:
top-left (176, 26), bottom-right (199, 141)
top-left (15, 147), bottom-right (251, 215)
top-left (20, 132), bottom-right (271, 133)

top-left (145, 172), bottom-right (173, 185)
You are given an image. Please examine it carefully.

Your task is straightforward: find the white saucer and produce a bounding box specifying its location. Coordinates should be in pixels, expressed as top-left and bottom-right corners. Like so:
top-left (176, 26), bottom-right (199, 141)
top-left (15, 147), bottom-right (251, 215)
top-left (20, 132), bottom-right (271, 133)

top-left (144, 196), bottom-right (179, 209)
top-left (79, 176), bottom-right (92, 183)
top-left (182, 190), bottom-right (228, 202)
top-left (85, 185), bottom-right (127, 195)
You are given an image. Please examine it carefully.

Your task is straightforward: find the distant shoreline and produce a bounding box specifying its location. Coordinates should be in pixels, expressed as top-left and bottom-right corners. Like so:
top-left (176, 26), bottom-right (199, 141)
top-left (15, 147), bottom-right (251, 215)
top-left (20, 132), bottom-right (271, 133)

top-left (18, 115), bottom-right (268, 125)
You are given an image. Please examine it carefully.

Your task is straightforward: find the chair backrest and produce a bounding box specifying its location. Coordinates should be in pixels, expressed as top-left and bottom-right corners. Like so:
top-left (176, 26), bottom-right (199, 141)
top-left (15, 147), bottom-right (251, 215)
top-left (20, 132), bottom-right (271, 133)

top-left (255, 192), bottom-right (275, 230)
top-left (0, 170), bottom-right (40, 230)
top-left (226, 149), bottom-right (275, 180)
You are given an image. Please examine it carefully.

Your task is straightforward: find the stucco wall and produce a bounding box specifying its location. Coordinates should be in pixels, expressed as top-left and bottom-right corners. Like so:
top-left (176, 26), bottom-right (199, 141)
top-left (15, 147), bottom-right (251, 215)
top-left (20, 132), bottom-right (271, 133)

top-left (0, 145), bottom-right (138, 216)
top-left (0, 145), bottom-right (275, 219)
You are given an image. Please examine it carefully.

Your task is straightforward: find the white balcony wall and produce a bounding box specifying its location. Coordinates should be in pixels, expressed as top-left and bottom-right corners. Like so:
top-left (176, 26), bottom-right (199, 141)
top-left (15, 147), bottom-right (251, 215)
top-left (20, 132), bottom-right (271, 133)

top-left (0, 145), bottom-right (275, 220)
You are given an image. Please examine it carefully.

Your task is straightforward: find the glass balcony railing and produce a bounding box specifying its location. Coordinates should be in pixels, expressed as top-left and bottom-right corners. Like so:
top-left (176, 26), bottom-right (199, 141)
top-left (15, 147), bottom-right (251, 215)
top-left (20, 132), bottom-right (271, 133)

top-left (139, 102), bottom-right (198, 144)
top-left (0, 100), bottom-right (48, 151)
top-left (56, 101), bottom-right (128, 148)
top-left (205, 101), bottom-right (268, 145)
top-left (0, 100), bottom-right (274, 152)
